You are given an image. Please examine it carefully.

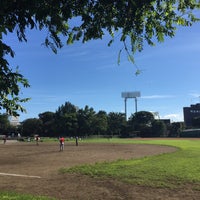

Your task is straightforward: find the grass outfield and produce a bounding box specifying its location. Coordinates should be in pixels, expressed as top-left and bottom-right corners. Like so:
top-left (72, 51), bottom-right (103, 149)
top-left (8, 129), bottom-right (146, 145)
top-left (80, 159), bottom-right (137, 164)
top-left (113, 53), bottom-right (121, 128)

top-left (62, 138), bottom-right (200, 188)
top-left (1, 138), bottom-right (200, 199)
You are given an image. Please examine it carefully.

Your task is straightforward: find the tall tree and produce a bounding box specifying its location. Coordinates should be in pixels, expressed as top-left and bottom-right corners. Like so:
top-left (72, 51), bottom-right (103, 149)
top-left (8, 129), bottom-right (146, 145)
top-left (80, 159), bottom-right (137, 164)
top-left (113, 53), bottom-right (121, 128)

top-left (169, 122), bottom-right (184, 137)
top-left (0, 113), bottom-right (10, 134)
top-left (130, 111), bottom-right (155, 126)
top-left (21, 118), bottom-right (42, 137)
top-left (107, 112), bottom-right (126, 136)
top-left (92, 110), bottom-right (108, 135)
top-left (77, 105), bottom-right (96, 136)
top-left (39, 111), bottom-right (56, 137)
top-left (1, 0), bottom-right (200, 115)
top-left (129, 111), bottom-right (155, 137)
top-left (151, 120), bottom-right (167, 137)
top-left (55, 101), bottom-right (78, 136)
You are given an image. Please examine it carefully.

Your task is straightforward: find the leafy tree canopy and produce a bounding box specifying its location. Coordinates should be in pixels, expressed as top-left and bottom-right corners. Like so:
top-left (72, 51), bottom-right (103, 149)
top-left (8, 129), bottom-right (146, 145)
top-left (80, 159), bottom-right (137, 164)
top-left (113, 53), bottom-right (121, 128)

top-left (1, 0), bottom-right (200, 116)
top-left (0, 113), bottom-right (10, 134)
top-left (21, 118), bottom-right (42, 136)
top-left (130, 111), bottom-right (154, 126)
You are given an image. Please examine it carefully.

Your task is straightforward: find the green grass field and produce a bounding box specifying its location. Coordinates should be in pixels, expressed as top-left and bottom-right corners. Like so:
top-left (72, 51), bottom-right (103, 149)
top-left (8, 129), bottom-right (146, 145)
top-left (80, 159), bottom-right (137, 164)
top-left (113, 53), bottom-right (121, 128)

top-left (62, 138), bottom-right (200, 188)
top-left (1, 138), bottom-right (200, 199)
top-left (0, 192), bottom-right (56, 200)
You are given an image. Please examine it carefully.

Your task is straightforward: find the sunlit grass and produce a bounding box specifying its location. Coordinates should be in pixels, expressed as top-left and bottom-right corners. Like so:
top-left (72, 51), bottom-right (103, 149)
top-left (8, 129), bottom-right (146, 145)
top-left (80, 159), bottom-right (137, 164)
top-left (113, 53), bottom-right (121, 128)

top-left (0, 192), bottom-right (55, 200)
top-left (61, 138), bottom-right (200, 188)
top-left (2, 138), bottom-right (200, 199)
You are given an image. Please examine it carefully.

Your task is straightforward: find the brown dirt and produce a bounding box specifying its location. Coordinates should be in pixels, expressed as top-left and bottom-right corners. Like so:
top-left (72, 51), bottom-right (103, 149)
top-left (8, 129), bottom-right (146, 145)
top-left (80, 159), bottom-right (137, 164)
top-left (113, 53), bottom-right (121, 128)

top-left (0, 140), bottom-right (199, 200)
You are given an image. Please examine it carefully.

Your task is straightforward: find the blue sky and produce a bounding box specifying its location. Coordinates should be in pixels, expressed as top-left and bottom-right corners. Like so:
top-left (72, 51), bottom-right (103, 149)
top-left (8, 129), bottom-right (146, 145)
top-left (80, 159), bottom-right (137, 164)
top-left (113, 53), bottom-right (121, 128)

top-left (3, 21), bottom-right (200, 122)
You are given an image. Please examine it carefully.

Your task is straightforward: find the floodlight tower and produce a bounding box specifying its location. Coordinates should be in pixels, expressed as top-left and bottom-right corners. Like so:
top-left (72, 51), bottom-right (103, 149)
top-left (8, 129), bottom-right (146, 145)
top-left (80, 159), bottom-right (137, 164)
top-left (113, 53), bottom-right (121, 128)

top-left (124, 97), bottom-right (127, 120)
top-left (121, 91), bottom-right (141, 120)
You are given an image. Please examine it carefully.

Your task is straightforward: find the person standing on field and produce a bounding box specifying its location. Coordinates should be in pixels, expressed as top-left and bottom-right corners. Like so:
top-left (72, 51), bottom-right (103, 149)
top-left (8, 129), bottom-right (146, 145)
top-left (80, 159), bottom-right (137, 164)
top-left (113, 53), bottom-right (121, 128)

top-left (75, 136), bottom-right (78, 146)
top-left (59, 137), bottom-right (65, 151)
top-left (3, 135), bottom-right (7, 144)
top-left (35, 135), bottom-right (40, 145)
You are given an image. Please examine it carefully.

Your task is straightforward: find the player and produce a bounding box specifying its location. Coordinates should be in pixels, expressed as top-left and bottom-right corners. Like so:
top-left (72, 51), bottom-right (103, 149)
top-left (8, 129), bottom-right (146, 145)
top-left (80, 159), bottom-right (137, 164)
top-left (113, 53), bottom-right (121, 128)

top-left (59, 136), bottom-right (65, 151)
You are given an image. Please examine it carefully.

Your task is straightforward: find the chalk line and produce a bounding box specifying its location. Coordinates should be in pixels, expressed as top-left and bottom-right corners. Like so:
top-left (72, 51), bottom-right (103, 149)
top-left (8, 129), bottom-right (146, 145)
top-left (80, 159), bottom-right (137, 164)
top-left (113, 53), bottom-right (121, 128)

top-left (0, 172), bottom-right (41, 178)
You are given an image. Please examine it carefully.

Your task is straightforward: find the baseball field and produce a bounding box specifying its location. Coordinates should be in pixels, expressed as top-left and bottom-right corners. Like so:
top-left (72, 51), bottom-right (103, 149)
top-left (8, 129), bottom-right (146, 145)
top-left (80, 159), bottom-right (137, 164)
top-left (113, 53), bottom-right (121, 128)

top-left (0, 138), bottom-right (199, 199)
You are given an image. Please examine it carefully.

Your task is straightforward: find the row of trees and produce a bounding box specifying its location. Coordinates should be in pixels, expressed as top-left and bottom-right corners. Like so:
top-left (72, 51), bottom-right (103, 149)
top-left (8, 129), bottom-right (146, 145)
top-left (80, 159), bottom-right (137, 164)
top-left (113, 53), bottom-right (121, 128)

top-left (1, 101), bottom-right (186, 138)
top-left (22, 102), bottom-right (126, 138)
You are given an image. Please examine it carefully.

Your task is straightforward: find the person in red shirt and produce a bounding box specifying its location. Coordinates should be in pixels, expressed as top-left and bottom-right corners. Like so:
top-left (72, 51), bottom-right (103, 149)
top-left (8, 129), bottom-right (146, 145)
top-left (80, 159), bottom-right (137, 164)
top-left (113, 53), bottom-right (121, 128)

top-left (59, 137), bottom-right (65, 151)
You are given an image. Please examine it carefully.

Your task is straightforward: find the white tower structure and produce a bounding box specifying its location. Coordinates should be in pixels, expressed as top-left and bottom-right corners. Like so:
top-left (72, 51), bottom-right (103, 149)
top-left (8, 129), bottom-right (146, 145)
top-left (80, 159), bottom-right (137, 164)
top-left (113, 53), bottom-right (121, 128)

top-left (121, 91), bottom-right (141, 120)
top-left (9, 116), bottom-right (20, 126)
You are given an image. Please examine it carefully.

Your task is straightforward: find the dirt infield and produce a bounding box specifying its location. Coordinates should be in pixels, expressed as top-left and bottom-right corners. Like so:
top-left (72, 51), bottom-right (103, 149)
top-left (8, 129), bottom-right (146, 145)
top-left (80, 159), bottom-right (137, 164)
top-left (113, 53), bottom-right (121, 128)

top-left (0, 140), bottom-right (199, 200)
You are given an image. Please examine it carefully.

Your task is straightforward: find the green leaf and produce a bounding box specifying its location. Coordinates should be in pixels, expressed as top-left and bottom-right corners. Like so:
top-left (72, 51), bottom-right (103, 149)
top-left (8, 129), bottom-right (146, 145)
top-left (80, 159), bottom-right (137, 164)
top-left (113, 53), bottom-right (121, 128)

top-left (157, 32), bottom-right (164, 42)
top-left (67, 33), bottom-right (73, 45)
top-left (177, 17), bottom-right (186, 25)
top-left (117, 49), bottom-right (122, 65)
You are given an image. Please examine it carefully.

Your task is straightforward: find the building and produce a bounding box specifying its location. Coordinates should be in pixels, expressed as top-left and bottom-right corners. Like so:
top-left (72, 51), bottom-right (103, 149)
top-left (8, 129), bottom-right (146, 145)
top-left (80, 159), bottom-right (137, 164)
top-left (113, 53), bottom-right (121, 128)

top-left (183, 103), bottom-right (200, 127)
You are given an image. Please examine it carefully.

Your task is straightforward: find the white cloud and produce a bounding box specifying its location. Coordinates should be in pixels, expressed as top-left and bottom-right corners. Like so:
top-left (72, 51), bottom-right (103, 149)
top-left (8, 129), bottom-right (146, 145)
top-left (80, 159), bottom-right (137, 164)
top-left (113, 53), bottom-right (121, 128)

top-left (141, 95), bottom-right (174, 99)
top-left (189, 92), bottom-right (200, 98)
top-left (161, 113), bottom-right (183, 122)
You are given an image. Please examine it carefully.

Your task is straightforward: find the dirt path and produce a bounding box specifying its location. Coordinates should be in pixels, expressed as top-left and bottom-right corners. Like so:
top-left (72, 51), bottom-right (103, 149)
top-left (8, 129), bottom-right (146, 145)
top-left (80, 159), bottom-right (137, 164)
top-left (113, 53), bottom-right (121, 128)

top-left (0, 141), bottom-right (199, 199)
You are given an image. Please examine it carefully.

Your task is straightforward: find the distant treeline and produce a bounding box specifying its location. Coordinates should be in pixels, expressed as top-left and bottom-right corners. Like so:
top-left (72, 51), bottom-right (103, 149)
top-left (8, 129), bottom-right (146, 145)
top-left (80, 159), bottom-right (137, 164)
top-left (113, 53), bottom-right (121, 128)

top-left (1, 101), bottom-right (199, 138)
